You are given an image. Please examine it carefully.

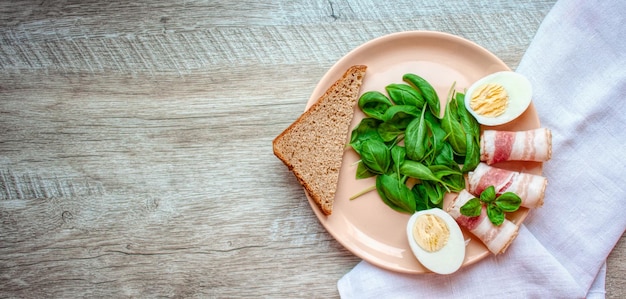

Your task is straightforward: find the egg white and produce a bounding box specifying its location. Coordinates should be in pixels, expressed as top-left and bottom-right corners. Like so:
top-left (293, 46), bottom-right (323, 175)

top-left (464, 71), bottom-right (532, 126)
top-left (406, 208), bottom-right (466, 274)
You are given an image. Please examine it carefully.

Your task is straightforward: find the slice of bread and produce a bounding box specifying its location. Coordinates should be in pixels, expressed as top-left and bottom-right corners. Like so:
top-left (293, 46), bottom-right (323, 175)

top-left (273, 65), bottom-right (367, 215)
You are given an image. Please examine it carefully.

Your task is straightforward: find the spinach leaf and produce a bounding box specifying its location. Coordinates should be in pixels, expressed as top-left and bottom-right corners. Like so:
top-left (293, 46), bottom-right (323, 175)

top-left (349, 117), bottom-right (384, 155)
top-left (399, 160), bottom-right (443, 183)
top-left (455, 92), bottom-right (480, 140)
top-left (378, 105), bottom-right (420, 142)
top-left (358, 91), bottom-right (393, 120)
top-left (376, 174), bottom-right (416, 214)
top-left (403, 73), bottom-right (440, 117)
top-left (424, 110), bottom-right (448, 159)
top-left (461, 131), bottom-right (481, 173)
top-left (404, 106), bottom-right (428, 161)
top-left (385, 83), bottom-right (425, 108)
top-left (355, 161), bottom-right (376, 179)
top-left (455, 92), bottom-right (481, 172)
top-left (360, 139), bottom-right (391, 175)
top-left (412, 183), bottom-right (432, 211)
top-left (441, 90), bottom-right (467, 155)
top-left (390, 145), bottom-right (406, 178)
top-left (422, 180), bottom-right (445, 206)
top-left (433, 142), bottom-right (457, 168)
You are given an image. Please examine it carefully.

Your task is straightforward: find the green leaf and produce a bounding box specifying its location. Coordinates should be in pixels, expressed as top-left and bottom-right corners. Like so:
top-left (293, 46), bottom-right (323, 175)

top-left (377, 105), bottom-right (420, 143)
top-left (399, 160), bottom-right (443, 183)
top-left (358, 91), bottom-right (393, 120)
top-left (433, 142), bottom-right (457, 168)
top-left (487, 204), bottom-right (505, 226)
top-left (455, 92), bottom-right (481, 140)
top-left (355, 161), bottom-right (376, 179)
top-left (480, 185), bottom-right (496, 203)
top-left (382, 105), bottom-right (421, 122)
top-left (385, 83), bottom-right (425, 108)
top-left (424, 110), bottom-right (447, 158)
top-left (411, 183), bottom-right (431, 211)
top-left (376, 174), bottom-right (416, 214)
top-left (441, 93), bottom-right (467, 155)
top-left (428, 164), bottom-right (462, 179)
top-left (461, 132), bottom-right (481, 173)
top-left (404, 106), bottom-right (428, 161)
top-left (495, 192), bottom-right (522, 212)
top-left (390, 145), bottom-right (406, 178)
top-left (359, 139), bottom-right (391, 175)
top-left (440, 172), bottom-right (465, 192)
top-left (460, 197), bottom-right (482, 217)
top-left (349, 118), bottom-right (383, 154)
top-left (422, 181), bottom-right (445, 206)
top-left (402, 73), bottom-right (440, 117)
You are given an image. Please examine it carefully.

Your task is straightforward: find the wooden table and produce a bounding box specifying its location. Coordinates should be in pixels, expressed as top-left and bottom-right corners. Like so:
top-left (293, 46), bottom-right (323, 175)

top-left (1, 1), bottom-right (623, 297)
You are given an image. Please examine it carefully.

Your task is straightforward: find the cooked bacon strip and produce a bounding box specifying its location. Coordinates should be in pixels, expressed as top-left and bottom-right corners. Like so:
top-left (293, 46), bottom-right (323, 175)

top-left (467, 163), bottom-right (547, 208)
top-left (447, 190), bottom-right (519, 255)
top-left (480, 128), bottom-right (552, 165)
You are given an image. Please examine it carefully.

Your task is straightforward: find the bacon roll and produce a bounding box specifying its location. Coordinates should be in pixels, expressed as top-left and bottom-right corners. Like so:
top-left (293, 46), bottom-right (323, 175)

top-left (480, 128), bottom-right (552, 165)
top-left (448, 189), bottom-right (519, 255)
top-left (467, 163), bottom-right (547, 209)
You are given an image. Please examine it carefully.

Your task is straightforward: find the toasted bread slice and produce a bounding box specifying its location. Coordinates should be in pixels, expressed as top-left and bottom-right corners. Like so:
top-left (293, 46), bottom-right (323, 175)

top-left (273, 65), bottom-right (367, 215)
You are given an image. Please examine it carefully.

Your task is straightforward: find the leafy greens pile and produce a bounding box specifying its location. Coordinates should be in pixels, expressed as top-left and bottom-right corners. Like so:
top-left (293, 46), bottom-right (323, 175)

top-left (349, 73), bottom-right (481, 214)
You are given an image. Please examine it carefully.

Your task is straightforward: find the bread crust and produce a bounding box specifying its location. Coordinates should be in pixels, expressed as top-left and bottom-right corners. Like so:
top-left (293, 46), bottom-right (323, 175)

top-left (273, 65), bottom-right (367, 215)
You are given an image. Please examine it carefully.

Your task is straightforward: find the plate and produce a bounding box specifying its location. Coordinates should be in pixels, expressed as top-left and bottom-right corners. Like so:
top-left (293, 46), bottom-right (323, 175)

top-left (305, 31), bottom-right (542, 274)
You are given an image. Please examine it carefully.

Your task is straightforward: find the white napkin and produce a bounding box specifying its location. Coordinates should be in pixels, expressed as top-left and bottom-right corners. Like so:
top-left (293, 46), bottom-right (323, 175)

top-left (338, 0), bottom-right (626, 297)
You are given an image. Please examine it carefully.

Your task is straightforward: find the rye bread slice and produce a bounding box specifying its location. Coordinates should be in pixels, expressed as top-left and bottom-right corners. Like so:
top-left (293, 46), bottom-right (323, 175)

top-left (273, 65), bottom-right (367, 215)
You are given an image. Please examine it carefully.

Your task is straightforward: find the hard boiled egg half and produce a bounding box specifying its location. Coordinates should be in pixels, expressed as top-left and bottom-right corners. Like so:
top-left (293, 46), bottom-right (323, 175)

top-left (406, 208), bottom-right (466, 274)
top-left (464, 71), bottom-right (532, 126)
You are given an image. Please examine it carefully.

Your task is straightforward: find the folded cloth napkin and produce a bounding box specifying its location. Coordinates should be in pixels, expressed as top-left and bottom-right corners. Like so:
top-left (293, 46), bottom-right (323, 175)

top-left (338, 0), bottom-right (626, 297)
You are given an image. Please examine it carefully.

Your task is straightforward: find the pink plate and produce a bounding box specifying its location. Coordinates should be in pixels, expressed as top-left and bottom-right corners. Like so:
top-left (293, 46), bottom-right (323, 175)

top-left (305, 31), bottom-right (541, 274)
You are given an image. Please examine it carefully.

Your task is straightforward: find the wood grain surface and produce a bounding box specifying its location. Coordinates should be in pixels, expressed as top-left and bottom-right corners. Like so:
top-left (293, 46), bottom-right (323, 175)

top-left (0, 1), bottom-right (623, 298)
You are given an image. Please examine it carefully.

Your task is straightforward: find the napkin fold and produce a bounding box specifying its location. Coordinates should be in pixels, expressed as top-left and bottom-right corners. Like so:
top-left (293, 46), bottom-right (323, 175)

top-left (338, 0), bottom-right (626, 297)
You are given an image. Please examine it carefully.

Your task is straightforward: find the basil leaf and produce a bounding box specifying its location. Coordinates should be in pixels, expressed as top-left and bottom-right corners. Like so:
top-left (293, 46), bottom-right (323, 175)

top-left (487, 204), bottom-right (505, 226)
top-left (404, 107), bottom-right (428, 161)
top-left (402, 73), bottom-right (440, 117)
top-left (376, 174), bottom-right (416, 214)
top-left (349, 118), bottom-right (383, 155)
top-left (460, 197), bottom-right (482, 217)
top-left (399, 160), bottom-right (442, 183)
top-left (495, 192), bottom-right (522, 212)
top-left (360, 139), bottom-right (391, 175)
top-left (385, 83), bottom-right (425, 108)
top-left (358, 91), bottom-right (393, 120)
top-left (480, 185), bottom-right (496, 203)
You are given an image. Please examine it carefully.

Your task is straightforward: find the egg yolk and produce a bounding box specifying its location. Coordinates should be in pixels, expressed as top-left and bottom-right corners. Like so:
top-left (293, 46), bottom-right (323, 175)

top-left (412, 214), bottom-right (450, 252)
top-left (469, 83), bottom-right (509, 117)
